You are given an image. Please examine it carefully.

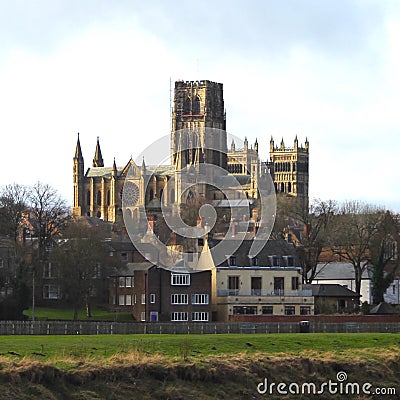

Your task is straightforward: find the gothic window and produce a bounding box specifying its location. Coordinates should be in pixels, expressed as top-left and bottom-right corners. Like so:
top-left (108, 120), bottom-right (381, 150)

top-left (86, 190), bottom-right (91, 206)
top-left (149, 189), bottom-right (154, 201)
top-left (107, 190), bottom-right (110, 206)
top-left (183, 97), bottom-right (191, 115)
top-left (97, 190), bottom-right (101, 206)
top-left (287, 182), bottom-right (292, 192)
top-left (97, 211), bottom-right (101, 218)
top-left (193, 95), bottom-right (201, 114)
top-left (280, 182), bottom-right (285, 193)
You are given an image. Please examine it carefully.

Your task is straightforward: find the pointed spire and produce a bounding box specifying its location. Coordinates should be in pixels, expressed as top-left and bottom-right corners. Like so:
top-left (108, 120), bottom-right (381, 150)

top-left (141, 156), bottom-right (146, 175)
top-left (112, 157), bottom-right (117, 177)
top-left (305, 137), bottom-right (309, 151)
top-left (254, 138), bottom-right (259, 153)
top-left (280, 137), bottom-right (285, 150)
top-left (244, 136), bottom-right (248, 151)
top-left (231, 139), bottom-right (235, 152)
top-left (93, 136), bottom-right (104, 167)
top-left (74, 132), bottom-right (83, 161)
top-left (294, 135), bottom-right (298, 150)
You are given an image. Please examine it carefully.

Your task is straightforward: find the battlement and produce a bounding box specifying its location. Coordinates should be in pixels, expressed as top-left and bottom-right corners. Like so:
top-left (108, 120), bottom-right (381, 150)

top-left (175, 80), bottom-right (222, 88)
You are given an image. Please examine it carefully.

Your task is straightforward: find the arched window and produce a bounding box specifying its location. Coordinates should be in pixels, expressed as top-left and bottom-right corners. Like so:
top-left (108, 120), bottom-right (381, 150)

top-left (287, 182), bottom-right (292, 192)
top-left (183, 97), bottom-right (191, 115)
top-left (107, 190), bottom-right (110, 206)
top-left (170, 189), bottom-right (175, 203)
top-left (86, 190), bottom-right (91, 206)
top-left (149, 189), bottom-right (154, 201)
top-left (97, 211), bottom-right (101, 218)
top-left (97, 190), bottom-right (102, 206)
top-left (193, 96), bottom-right (201, 114)
top-left (280, 182), bottom-right (285, 193)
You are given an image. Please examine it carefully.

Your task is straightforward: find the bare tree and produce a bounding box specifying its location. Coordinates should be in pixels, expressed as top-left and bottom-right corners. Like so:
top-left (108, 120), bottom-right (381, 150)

top-left (330, 201), bottom-right (382, 303)
top-left (51, 220), bottom-right (110, 320)
top-left (0, 183), bottom-right (29, 242)
top-left (370, 211), bottom-right (400, 304)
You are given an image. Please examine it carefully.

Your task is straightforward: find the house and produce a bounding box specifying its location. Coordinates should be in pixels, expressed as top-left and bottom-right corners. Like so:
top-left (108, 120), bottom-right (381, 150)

top-left (211, 239), bottom-right (314, 320)
top-left (310, 262), bottom-right (373, 303)
top-left (304, 284), bottom-right (360, 314)
top-left (109, 261), bottom-right (212, 322)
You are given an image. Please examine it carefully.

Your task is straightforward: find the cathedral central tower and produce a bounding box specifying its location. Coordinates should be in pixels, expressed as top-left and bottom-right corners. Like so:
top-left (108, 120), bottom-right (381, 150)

top-left (171, 80), bottom-right (227, 170)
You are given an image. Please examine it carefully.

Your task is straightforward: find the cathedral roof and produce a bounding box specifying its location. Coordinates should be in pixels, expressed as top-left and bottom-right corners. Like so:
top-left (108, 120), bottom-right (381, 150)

top-left (86, 166), bottom-right (124, 178)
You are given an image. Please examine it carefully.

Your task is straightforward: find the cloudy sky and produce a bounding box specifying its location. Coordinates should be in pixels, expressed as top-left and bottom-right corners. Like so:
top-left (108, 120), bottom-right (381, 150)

top-left (1, 0), bottom-right (399, 210)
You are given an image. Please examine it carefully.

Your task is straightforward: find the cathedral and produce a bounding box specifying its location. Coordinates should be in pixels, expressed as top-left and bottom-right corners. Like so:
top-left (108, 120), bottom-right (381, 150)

top-left (72, 80), bottom-right (309, 226)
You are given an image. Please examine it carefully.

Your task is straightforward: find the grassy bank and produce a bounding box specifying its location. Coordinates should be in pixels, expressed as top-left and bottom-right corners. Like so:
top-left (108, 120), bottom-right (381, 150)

top-left (0, 333), bottom-right (399, 399)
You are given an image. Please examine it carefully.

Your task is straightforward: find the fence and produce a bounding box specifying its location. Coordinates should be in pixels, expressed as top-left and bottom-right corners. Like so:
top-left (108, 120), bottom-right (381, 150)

top-left (0, 320), bottom-right (400, 335)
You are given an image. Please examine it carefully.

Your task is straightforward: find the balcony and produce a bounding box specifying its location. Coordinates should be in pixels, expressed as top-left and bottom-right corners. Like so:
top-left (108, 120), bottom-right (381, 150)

top-left (217, 289), bottom-right (312, 297)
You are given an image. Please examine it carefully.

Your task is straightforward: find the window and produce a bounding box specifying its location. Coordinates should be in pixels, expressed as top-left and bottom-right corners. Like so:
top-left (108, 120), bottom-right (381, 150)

top-left (86, 190), bottom-right (91, 206)
top-left (171, 312), bottom-right (188, 321)
top-left (119, 295), bottom-right (125, 305)
top-left (193, 95), bottom-right (201, 114)
top-left (228, 276), bottom-right (239, 295)
top-left (192, 312), bottom-right (209, 322)
top-left (119, 277), bottom-right (125, 287)
top-left (252, 257), bottom-right (258, 266)
top-left (284, 306), bottom-right (296, 315)
top-left (43, 284), bottom-right (60, 300)
top-left (121, 252), bottom-right (128, 262)
top-left (233, 306), bottom-right (257, 315)
top-left (251, 277), bottom-right (262, 296)
top-left (262, 306), bottom-right (273, 315)
top-left (43, 263), bottom-right (55, 278)
top-left (229, 256), bottom-right (237, 266)
top-left (183, 97), bottom-right (191, 115)
top-left (286, 256), bottom-right (295, 267)
top-left (150, 311), bottom-right (158, 322)
top-left (0, 258), bottom-right (3, 268)
top-left (93, 263), bottom-right (101, 279)
top-left (150, 293), bottom-right (156, 303)
top-left (107, 190), bottom-right (111, 206)
top-left (272, 256), bottom-right (280, 267)
top-left (191, 294), bottom-right (209, 305)
top-left (274, 277), bottom-right (284, 295)
top-left (97, 190), bottom-right (102, 206)
top-left (291, 277), bottom-right (299, 291)
top-left (300, 306), bottom-right (311, 315)
top-left (171, 273), bottom-right (190, 285)
top-left (141, 294), bottom-right (146, 304)
top-left (141, 312), bottom-right (146, 321)
top-left (126, 295), bottom-right (132, 306)
top-left (171, 294), bottom-right (188, 304)
top-left (125, 277), bottom-right (132, 287)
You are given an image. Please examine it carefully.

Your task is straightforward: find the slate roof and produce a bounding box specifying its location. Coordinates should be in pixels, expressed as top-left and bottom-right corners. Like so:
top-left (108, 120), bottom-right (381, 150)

top-left (369, 302), bottom-right (400, 315)
top-left (311, 262), bottom-right (372, 280)
top-left (303, 284), bottom-right (360, 298)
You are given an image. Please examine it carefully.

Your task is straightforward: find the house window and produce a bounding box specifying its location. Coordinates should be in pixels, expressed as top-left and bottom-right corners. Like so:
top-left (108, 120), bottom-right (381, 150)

top-left (43, 263), bottom-right (55, 278)
top-left (274, 277), bottom-right (284, 295)
top-left (286, 257), bottom-right (295, 267)
top-left (229, 256), bottom-right (237, 266)
top-left (272, 256), bottom-right (280, 267)
top-left (284, 306), bottom-right (296, 315)
top-left (121, 252), bottom-right (128, 262)
top-left (141, 294), bottom-right (146, 304)
top-left (141, 312), bottom-right (146, 321)
top-left (192, 312), bottom-right (209, 322)
top-left (126, 295), bottom-right (132, 306)
top-left (150, 311), bottom-right (158, 322)
top-left (150, 293), bottom-right (156, 303)
top-left (119, 277), bottom-right (125, 287)
top-left (251, 277), bottom-right (262, 296)
top-left (171, 273), bottom-right (190, 285)
top-left (300, 306), bottom-right (311, 315)
top-left (171, 294), bottom-right (188, 305)
top-left (125, 277), bottom-right (133, 287)
top-left (43, 284), bottom-right (60, 300)
top-left (119, 295), bottom-right (125, 306)
top-left (228, 276), bottom-right (239, 295)
top-left (233, 306), bottom-right (257, 315)
top-left (191, 294), bottom-right (209, 305)
top-left (93, 263), bottom-right (101, 279)
top-left (171, 312), bottom-right (188, 321)
top-left (262, 306), bottom-right (273, 315)
top-left (291, 277), bottom-right (299, 291)
top-left (252, 257), bottom-right (258, 266)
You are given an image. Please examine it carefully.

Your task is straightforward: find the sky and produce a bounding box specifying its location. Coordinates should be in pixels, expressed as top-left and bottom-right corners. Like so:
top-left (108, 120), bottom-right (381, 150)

top-left (0, 0), bottom-right (400, 211)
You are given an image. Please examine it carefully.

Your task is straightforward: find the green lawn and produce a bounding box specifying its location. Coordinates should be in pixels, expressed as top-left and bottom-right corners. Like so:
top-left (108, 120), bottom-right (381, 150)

top-left (0, 333), bottom-right (399, 363)
top-left (23, 307), bottom-right (134, 321)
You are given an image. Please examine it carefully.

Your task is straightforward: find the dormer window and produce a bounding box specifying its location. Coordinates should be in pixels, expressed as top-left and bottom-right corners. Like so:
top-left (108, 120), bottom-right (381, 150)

top-left (272, 256), bottom-right (280, 267)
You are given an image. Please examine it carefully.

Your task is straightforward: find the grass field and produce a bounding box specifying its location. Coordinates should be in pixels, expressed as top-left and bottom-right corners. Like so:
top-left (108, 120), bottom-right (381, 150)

top-left (23, 307), bottom-right (133, 321)
top-left (0, 332), bottom-right (399, 363)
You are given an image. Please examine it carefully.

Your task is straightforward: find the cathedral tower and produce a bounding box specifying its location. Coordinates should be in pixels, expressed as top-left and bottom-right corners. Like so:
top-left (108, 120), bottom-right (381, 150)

top-left (72, 133), bottom-right (84, 216)
top-left (171, 80), bottom-right (227, 170)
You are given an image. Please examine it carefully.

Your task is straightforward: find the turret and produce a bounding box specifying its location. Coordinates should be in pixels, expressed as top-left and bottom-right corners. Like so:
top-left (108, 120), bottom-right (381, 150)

top-left (244, 137), bottom-right (248, 151)
top-left (280, 138), bottom-right (285, 150)
top-left (305, 137), bottom-right (309, 152)
top-left (231, 139), bottom-right (235, 152)
top-left (254, 138), bottom-right (259, 153)
top-left (294, 135), bottom-right (298, 150)
top-left (270, 136), bottom-right (274, 153)
top-left (93, 137), bottom-right (104, 167)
